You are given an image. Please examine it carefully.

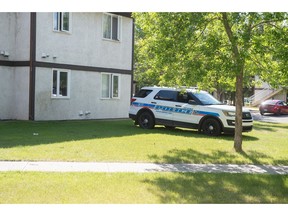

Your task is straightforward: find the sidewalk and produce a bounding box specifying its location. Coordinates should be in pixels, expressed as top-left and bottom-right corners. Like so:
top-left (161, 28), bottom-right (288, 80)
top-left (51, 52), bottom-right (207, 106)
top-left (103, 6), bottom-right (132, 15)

top-left (1, 161), bottom-right (288, 174)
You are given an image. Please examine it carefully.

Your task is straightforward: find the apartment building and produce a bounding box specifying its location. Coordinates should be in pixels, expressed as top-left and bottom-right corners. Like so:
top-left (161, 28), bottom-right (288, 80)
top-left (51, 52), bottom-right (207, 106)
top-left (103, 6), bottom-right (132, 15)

top-left (0, 12), bottom-right (134, 120)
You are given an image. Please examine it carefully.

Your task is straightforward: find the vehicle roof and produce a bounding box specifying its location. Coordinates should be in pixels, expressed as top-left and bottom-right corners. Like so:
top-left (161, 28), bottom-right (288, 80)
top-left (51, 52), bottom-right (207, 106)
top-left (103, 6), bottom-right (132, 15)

top-left (262, 99), bottom-right (283, 104)
top-left (263, 99), bottom-right (283, 102)
top-left (141, 86), bottom-right (206, 93)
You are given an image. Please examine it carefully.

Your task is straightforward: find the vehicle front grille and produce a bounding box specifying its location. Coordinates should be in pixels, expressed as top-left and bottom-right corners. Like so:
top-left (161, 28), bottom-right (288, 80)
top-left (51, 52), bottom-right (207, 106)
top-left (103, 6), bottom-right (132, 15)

top-left (242, 112), bottom-right (252, 119)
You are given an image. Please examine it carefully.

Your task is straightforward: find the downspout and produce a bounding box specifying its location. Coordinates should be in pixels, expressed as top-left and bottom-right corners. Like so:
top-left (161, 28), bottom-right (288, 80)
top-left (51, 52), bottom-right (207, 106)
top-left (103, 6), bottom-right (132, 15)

top-left (130, 16), bottom-right (135, 98)
top-left (29, 12), bottom-right (36, 120)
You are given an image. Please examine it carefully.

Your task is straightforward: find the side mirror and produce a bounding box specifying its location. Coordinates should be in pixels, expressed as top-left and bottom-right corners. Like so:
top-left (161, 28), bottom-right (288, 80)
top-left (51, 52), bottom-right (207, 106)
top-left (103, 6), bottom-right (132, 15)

top-left (188, 100), bottom-right (197, 105)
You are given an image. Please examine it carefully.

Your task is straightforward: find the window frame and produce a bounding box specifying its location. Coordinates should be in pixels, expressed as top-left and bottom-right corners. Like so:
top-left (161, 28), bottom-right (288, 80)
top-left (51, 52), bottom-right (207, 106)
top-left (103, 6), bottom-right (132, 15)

top-left (102, 13), bottom-right (122, 41)
top-left (154, 90), bottom-right (178, 102)
top-left (101, 73), bottom-right (121, 99)
top-left (53, 12), bottom-right (72, 33)
top-left (51, 69), bottom-right (71, 99)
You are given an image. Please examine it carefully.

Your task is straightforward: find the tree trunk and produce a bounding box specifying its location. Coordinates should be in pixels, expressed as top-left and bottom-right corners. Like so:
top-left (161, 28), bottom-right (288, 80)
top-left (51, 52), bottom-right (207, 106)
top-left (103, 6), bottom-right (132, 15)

top-left (221, 12), bottom-right (244, 152)
top-left (234, 69), bottom-right (244, 152)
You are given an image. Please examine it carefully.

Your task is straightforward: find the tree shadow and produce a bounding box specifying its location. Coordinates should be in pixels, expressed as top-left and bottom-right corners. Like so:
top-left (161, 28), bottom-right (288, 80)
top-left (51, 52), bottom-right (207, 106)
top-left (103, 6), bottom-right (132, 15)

top-left (0, 120), bottom-right (259, 149)
top-left (253, 121), bottom-right (288, 131)
top-left (142, 172), bottom-right (288, 203)
top-left (148, 147), bottom-right (275, 165)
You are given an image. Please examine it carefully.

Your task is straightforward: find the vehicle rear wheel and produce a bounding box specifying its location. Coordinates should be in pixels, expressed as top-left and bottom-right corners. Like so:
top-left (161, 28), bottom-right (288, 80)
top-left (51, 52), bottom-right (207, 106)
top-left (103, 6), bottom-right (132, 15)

top-left (202, 118), bottom-right (221, 136)
top-left (138, 111), bottom-right (155, 129)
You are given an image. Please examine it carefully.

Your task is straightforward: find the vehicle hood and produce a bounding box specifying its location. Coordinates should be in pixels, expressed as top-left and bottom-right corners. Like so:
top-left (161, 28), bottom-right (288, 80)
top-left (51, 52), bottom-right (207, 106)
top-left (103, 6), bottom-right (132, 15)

top-left (206, 104), bottom-right (250, 112)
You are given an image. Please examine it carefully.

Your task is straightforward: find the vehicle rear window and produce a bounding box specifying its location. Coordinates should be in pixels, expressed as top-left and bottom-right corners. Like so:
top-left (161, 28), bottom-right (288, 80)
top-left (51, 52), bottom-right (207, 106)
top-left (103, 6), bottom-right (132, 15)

top-left (134, 89), bottom-right (152, 98)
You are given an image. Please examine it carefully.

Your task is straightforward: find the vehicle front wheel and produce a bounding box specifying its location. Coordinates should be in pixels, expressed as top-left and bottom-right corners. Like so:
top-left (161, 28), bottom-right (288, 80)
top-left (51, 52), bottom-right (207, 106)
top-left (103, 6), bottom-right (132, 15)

top-left (138, 111), bottom-right (155, 129)
top-left (202, 118), bottom-right (222, 136)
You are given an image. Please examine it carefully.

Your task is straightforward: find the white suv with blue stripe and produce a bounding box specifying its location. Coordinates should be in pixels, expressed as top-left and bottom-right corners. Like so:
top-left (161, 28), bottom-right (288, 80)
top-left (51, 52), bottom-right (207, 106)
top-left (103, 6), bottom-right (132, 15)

top-left (129, 87), bottom-right (253, 136)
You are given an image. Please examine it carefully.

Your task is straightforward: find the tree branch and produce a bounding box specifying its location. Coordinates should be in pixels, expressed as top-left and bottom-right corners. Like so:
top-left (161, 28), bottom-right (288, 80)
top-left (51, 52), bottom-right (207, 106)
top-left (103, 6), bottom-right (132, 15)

top-left (251, 18), bottom-right (287, 30)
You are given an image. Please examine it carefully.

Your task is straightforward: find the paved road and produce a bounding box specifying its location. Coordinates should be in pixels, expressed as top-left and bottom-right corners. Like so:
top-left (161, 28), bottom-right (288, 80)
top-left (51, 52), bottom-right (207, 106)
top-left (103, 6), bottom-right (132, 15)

top-left (251, 111), bottom-right (288, 124)
top-left (0, 161), bottom-right (288, 175)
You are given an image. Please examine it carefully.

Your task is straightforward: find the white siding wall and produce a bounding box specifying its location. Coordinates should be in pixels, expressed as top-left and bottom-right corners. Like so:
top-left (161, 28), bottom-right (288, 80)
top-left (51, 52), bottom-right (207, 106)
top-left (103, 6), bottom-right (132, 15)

top-left (35, 13), bottom-right (133, 70)
top-left (12, 67), bottom-right (30, 120)
top-left (0, 13), bottom-right (16, 60)
top-left (0, 13), bottom-right (30, 120)
top-left (34, 68), bottom-right (131, 120)
top-left (33, 12), bottom-right (133, 120)
top-left (0, 67), bottom-right (29, 120)
top-left (1, 12), bottom-right (133, 120)
top-left (14, 13), bottom-right (30, 60)
top-left (0, 67), bottom-right (14, 119)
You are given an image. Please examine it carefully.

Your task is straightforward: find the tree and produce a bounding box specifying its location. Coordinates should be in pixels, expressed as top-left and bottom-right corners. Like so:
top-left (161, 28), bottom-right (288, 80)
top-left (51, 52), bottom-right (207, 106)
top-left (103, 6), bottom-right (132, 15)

top-left (133, 12), bottom-right (288, 152)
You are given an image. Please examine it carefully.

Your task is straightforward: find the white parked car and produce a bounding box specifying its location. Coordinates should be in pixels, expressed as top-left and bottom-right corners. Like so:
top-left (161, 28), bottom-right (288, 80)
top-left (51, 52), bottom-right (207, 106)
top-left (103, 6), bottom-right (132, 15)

top-left (129, 87), bottom-right (253, 136)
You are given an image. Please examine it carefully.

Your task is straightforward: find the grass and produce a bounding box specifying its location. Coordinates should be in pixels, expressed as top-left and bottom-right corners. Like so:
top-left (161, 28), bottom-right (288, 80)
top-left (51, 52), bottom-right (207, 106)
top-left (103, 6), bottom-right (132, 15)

top-left (0, 120), bottom-right (287, 165)
top-left (0, 172), bottom-right (287, 204)
top-left (1, 119), bottom-right (288, 204)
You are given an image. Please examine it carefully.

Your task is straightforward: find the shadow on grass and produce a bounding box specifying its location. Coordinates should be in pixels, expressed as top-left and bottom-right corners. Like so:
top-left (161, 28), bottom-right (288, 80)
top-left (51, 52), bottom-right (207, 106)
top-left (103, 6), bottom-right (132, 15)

top-left (0, 120), bottom-right (199, 148)
top-left (143, 172), bottom-right (288, 203)
top-left (148, 147), bottom-right (275, 165)
top-left (0, 119), bottom-right (258, 149)
top-left (253, 121), bottom-right (288, 131)
top-left (0, 119), bottom-right (285, 153)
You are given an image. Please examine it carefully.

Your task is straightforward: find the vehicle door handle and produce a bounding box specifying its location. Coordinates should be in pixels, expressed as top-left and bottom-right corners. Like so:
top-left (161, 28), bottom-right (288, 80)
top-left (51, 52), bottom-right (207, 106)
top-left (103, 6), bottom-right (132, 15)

top-left (175, 105), bottom-right (182, 107)
top-left (151, 102), bottom-right (157, 104)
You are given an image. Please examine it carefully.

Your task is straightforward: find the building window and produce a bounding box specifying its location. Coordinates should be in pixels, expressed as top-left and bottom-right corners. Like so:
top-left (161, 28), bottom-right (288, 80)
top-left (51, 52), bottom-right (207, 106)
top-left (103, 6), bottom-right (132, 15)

top-left (53, 12), bottom-right (71, 32)
top-left (101, 73), bottom-right (120, 99)
top-left (52, 69), bottom-right (70, 98)
top-left (102, 13), bottom-right (121, 41)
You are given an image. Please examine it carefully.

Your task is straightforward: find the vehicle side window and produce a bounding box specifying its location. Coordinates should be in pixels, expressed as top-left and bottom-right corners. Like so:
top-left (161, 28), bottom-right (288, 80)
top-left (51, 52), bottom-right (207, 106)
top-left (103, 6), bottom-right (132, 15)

top-left (154, 90), bottom-right (177, 101)
top-left (177, 92), bottom-right (189, 103)
top-left (134, 90), bottom-right (152, 98)
top-left (278, 101), bottom-right (284, 106)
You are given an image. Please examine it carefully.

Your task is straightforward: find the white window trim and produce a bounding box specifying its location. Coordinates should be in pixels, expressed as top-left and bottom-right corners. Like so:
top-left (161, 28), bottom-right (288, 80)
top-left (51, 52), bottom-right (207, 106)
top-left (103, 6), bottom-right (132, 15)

top-left (51, 69), bottom-right (71, 99)
top-left (102, 13), bottom-right (122, 42)
top-left (101, 73), bottom-right (121, 99)
top-left (112, 74), bottom-right (120, 99)
top-left (101, 73), bottom-right (111, 99)
top-left (53, 12), bottom-right (72, 33)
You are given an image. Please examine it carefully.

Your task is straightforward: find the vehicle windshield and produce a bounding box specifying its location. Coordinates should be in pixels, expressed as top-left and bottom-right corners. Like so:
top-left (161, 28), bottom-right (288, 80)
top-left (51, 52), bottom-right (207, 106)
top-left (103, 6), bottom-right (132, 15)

top-left (193, 92), bottom-right (222, 105)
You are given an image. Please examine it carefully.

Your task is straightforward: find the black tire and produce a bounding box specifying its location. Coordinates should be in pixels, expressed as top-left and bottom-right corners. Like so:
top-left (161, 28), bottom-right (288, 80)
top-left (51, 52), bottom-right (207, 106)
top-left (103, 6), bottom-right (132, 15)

top-left (138, 111), bottom-right (155, 129)
top-left (260, 111), bottom-right (264, 116)
top-left (276, 109), bottom-right (281, 116)
top-left (202, 118), bottom-right (222, 136)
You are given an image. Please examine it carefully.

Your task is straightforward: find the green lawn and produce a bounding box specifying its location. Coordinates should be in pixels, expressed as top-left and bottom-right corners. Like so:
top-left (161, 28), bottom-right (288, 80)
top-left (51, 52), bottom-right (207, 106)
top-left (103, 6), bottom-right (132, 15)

top-left (0, 120), bottom-right (287, 165)
top-left (1, 119), bottom-right (288, 204)
top-left (0, 172), bottom-right (287, 204)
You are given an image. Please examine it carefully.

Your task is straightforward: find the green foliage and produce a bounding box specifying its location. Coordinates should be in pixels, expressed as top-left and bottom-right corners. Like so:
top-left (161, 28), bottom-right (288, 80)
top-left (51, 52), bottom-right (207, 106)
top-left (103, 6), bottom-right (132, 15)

top-left (133, 12), bottom-right (288, 90)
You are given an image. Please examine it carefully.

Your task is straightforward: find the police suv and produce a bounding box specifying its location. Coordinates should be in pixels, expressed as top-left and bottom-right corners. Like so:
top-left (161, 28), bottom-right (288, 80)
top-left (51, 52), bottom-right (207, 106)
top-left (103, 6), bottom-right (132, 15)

top-left (129, 87), bottom-right (253, 136)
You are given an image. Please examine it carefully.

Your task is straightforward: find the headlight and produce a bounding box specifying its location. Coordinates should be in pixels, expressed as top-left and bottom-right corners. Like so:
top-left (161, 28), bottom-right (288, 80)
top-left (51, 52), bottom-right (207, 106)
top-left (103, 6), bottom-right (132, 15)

top-left (223, 111), bottom-right (236, 117)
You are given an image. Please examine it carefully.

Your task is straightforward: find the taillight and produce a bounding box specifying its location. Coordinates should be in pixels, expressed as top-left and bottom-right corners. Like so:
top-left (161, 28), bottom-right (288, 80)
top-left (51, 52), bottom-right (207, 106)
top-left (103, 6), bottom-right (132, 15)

top-left (131, 98), bottom-right (136, 104)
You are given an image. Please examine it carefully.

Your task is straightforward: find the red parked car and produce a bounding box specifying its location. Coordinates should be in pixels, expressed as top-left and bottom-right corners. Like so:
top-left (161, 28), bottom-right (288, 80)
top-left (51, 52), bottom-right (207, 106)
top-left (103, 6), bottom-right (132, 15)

top-left (259, 100), bottom-right (288, 115)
